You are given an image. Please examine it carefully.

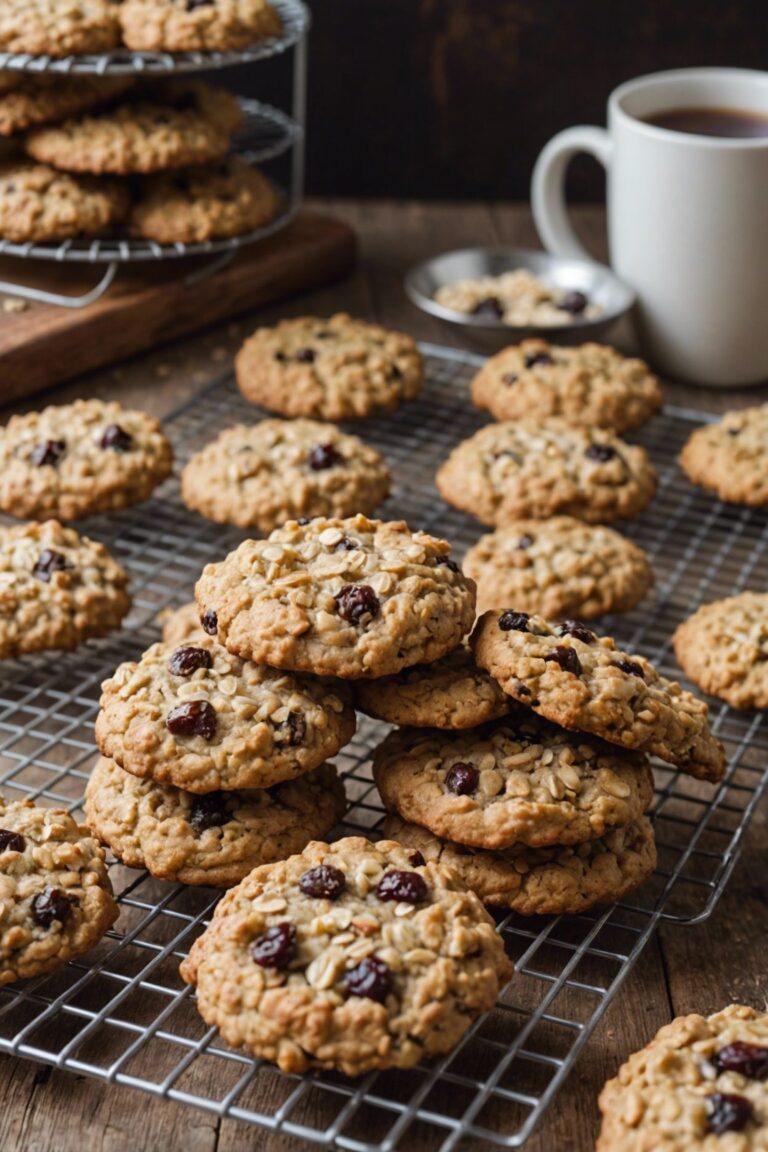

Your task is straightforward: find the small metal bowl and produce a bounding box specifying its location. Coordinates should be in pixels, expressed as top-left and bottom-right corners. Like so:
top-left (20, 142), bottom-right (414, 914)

top-left (405, 246), bottom-right (635, 350)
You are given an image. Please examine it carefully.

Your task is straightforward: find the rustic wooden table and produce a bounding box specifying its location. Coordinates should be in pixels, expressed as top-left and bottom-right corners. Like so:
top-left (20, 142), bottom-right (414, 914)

top-left (0, 200), bottom-right (765, 1152)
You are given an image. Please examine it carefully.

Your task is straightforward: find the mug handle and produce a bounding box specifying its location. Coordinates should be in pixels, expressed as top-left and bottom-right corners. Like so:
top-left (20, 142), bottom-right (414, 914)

top-left (531, 127), bottom-right (613, 260)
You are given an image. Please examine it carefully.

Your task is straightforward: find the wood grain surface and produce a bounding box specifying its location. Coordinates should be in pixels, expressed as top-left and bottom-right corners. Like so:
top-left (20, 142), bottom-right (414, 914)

top-left (0, 212), bottom-right (356, 399)
top-left (0, 199), bottom-right (765, 1152)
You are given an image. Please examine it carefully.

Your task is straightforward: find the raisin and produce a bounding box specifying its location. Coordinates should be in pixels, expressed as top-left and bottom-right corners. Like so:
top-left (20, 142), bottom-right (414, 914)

top-left (344, 955), bottom-right (392, 1002)
top-left (558, 290), bottom-right (588, 315)
top-left (189, 792), bottom-right (229, 833)
top-left (334, 537), bottom-right (359, 552)
top-left (166, 700), bottom-right (217, 741)
top-left (498, 610), bottom-right (529, 632)
top-left (32, 887), bottom-right (74, 928)
top-left (187, 1), bottom-right (214, 11)
top-left (614, 659), bottom-right (644, 678)
top-left (585, 443), bottom-right (617, 463)
top-left (295, 347), bottom-right (316, 363)
top-left (274, 351), bottom-right (287, 362)
top-left (296, 516), bottom-right (312, 526)
top-left (544, 645), bottom-right (583, 675)
top-left (408, 851), bottom-right (425, 867)
top-left (33, 549), bottom-right (71, 583)
top-left (168, 646), bottom-right (213, 677)
top-left (714, 1042), bottom-right (768, 1080)
top-left (201, 609), bottom-right (218, 635)
top-left (334, 584), bottom-right (380, 625)
top-left (435, 555), bottom-right (459, 573)
top-left (299, 865), bottom-right (346, 900)
top-left (307, 443), bottom-right (343, 470)
top-left (376, 869), bottom-right (428, 904)
top-left (502, 372), bottom-right (519, 386)
top-left (251, 922), bottom-right (296, 969)
top-left (0, 829), bottom-right (25, 852)
top-left (276, 711), bottom-right (306, 747)
top-left (30, 439), bottom-right (65, 467)
top-left (524, 352), bottom-right (554, 368)
top-left (558, 620), bottom-right (596, 644)
top-left (389, 364), bottom-right (403, 380)
top-left (445, 761), bottom-right (479, 795)
top-left (727, 427), bottom-right (740, 437)
top-left (707, 1092), bottom-right (753, 1135)
top-left (100, 423), bottom-right (133, 451)
top-left (471, 296), bottom-right (504, 318)
top-left (518, 533), bottom-right (534, 549)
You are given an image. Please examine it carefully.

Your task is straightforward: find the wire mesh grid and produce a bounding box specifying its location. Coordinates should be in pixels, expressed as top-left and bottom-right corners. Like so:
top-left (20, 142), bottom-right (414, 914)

top-left (0, 0), bottom-right (308, 75)
top-left (0, 99), bottom-right (302, 265)
top-left (0, 343), bottom-right (766, 1150)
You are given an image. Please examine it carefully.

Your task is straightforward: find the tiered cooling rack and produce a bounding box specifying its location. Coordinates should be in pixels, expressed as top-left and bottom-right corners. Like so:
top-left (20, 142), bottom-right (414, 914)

top-left (0, 0), bottom-right (309, 307)
top-left (0, 345), bottom-right (765, 1150)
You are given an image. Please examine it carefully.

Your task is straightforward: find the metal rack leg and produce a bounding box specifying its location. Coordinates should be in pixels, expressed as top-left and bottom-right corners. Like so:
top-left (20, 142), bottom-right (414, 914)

top-left (0, 262), bottom-right (118, 309)
top-left (291, 32), bottom-right (308, 205)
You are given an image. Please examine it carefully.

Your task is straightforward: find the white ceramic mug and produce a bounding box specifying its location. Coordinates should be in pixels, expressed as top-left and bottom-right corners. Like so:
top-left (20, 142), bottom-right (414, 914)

top-left (531, 67), bottom-right (768, 385)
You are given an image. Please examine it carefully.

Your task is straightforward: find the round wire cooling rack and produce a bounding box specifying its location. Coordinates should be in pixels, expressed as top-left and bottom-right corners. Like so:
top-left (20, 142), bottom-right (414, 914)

top-left (0, 0), bottom-right (309, 75)
top-left (0, 97), bottom-right (304, 307)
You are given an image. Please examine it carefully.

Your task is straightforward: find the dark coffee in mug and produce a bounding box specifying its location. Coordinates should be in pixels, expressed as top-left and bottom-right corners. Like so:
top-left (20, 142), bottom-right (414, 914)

top-left (644, 106), bottom-right (768, 138)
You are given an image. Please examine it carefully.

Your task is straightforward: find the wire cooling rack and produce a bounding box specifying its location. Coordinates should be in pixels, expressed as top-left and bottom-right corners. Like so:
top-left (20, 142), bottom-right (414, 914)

top-left (0, 344), bottom-right (766, 1150)
top-left (0, 99), bottom-right (302, 265)
top-left (0, 0), bottom-right (308, 75)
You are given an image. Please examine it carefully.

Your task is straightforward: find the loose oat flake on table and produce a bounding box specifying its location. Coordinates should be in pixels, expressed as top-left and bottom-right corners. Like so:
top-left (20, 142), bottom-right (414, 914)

top-left (85, 757), bottom-right (347, 888)
top-left (383, 813), bottom-right (657, 916)
top-left (0, 519), bottom-right (130, 659)
top-left (95, 637), bottom-right (356, 793)
top-left (597, 1004), bottom-right (768, 1150)
top-left (180, 836), bottom-right (512, 1076)
top-left (372, 717), bottom-right (654, 850)
top-left (195, 514), bottom-right (476, 679)
top-left (436, 417), bottom-right (657, 526)
top-left (472, 611), bottom-right (726, 782)
top-left (462, 516), bottom-right (654, 620)
top-left (0, 797), bottom-right (118, 987)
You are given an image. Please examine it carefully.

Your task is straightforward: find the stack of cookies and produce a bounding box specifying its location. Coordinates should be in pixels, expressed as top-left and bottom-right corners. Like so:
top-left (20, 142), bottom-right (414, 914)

top-left (367, 610), bottom-right (726, 918)
top-left (0, 72), bottom-right (281, 245)
top-left (86, 627), bottom-right (355, 887)
top-left (175, 515), bottom-right (520, 1074)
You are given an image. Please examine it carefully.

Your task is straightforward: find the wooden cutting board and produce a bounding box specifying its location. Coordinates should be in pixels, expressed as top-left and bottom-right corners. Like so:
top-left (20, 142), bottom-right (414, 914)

top-left (0, 210), bottom-right (356, 400)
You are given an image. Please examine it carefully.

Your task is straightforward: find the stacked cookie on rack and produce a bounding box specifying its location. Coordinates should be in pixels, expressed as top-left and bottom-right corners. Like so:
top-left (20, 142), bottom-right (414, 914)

top-left (176, 514), bottom-right (518, 1074)
top-left (86, 625), bottom-right (353, 887)
top-left (366, 609), bottom-right (726, 917)
top-left (0, 0), bottom-right (281, 60)
top-left (0, 73), bottom-right (281, 244)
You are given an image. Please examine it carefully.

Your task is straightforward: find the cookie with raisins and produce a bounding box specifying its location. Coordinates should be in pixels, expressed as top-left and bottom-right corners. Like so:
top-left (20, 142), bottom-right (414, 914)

top-left (85, 757), bottom-right (345, 887)
top-left (180, 836), bottom-right (512, 1076)
top-left (95, 637), bottom-right (355, 792)
top-left (0, 798), bottom-right (117, 987)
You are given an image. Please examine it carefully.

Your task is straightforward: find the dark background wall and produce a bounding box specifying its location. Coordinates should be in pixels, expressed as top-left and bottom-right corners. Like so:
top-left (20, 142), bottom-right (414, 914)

top-left (235, 0), bottom-right (768, 199)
